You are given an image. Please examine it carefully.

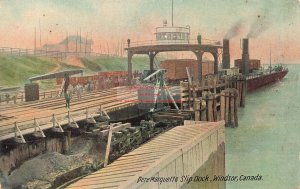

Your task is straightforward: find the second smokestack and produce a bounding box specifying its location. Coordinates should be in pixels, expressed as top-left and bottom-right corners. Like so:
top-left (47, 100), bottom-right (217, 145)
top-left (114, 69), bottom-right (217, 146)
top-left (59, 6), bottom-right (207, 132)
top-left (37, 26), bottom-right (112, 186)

top-left (242, 38), bottom-right (249, 75)
top-left (222, 39), bottom-right (230, 69)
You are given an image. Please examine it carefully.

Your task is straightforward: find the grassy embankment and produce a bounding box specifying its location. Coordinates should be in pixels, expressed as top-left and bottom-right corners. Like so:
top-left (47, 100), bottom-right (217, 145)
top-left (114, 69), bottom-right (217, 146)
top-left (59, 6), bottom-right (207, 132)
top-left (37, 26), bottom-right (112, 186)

top-left (80, 56), bottom-right (151, 73)
top-left (0, 55), bottom-right (150, 89)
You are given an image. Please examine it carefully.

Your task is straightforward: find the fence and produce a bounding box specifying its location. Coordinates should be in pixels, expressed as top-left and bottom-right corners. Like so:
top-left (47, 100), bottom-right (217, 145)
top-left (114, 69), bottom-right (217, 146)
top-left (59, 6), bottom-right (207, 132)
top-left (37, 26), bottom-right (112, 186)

top-left (0, 47), bottom-right (109, 59)
top-left (0, 89), bottom-right (61, 105)
top-left (126, 38), bottom-right (221, 48)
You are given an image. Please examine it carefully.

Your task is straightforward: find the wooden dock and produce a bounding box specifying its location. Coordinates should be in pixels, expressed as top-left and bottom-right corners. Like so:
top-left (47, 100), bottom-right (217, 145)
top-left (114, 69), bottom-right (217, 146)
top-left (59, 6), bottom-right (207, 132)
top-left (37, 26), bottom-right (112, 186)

top-left (0, 86), bottom-right (138, 141)
top-left (67, 121), bottom-right (225, 189)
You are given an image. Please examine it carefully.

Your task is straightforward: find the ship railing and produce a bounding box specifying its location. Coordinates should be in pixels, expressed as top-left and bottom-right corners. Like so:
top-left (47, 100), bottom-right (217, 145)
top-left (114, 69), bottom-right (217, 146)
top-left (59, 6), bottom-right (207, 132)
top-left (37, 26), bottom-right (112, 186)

top-left (245, 72), bottom-right (264, 80)
top-left (125, 38), bottom-right (221, 48)
top-left (245, 68), bottom-right (288, 80)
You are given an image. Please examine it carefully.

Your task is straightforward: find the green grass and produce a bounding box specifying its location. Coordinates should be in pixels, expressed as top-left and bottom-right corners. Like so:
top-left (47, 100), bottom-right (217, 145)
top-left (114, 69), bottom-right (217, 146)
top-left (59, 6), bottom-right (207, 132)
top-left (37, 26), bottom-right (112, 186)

top-left (80, 56), bottom-right (150, 73)
top-left (0, 55), bottom-right (161, 88)
top-left (0, 55), bottom-right (56, 87)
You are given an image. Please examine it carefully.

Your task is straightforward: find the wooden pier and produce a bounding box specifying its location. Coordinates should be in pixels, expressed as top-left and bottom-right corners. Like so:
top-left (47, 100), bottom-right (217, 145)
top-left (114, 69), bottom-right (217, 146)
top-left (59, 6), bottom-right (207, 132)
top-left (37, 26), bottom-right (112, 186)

top-left (67, 121), bottom-right (225, 189)
top-left (0, 74), bottom-right (245, 142)
top-left (179, 75), bottom-right (246, 127)
top-left (0, 86), bottom-right (138, 141)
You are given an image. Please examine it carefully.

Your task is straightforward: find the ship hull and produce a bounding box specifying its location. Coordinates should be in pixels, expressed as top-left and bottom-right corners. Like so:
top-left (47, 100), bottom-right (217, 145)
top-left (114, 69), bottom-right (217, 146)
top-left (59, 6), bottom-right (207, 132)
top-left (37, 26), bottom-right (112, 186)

top-left (247, 70), bottom-right (288, 92)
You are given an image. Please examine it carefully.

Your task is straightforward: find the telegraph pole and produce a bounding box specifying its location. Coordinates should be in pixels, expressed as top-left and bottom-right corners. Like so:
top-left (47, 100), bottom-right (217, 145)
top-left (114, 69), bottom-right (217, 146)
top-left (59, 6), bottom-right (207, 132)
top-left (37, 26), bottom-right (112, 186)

top-left (172, 0), bottom-right (174, 27)
top-left (34, 27), bottom-right (36, 51)
top-left (39, 18), bottom-right (42, 47)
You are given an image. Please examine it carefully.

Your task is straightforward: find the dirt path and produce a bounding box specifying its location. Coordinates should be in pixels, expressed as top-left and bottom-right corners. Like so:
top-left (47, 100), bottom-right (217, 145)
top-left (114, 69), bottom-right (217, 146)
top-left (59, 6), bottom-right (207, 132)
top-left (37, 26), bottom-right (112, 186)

top-left (65, 56), bottom-right (85, 68)
top-left (49, 56), bottom-right (85, 73)
top-left (49, 58), bottom-right (62, 73)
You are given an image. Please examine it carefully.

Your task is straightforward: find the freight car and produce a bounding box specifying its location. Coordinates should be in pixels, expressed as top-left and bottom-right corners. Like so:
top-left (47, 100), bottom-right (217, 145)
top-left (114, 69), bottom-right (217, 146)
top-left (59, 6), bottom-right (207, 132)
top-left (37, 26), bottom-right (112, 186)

top-left (160, 59), bottom-right (214, 81)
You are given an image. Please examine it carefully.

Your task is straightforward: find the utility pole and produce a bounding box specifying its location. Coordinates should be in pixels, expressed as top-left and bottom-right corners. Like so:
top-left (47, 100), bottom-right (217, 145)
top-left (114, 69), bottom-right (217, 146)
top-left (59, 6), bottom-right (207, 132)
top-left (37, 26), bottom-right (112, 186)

top-left (66, 32), bottom-right (69, 54)
top-left (79, 29), bottom-right (82, 53)
top-left (76, 31), bottom-right (78, 53)
top-left (106, 41), bottom-right (109, 56)
top-left (85, 32), bottom-right (88, 56)
top-left (90, 32), bottom-right (93, 54)
top-left (34, 27), bottom-right (36, 52)
top-left (39, 18), bottom-right (42, 48)
top-left (269, 47), bottom-right (272, 74)
top-left (172, 0), bottom-right (174, 27)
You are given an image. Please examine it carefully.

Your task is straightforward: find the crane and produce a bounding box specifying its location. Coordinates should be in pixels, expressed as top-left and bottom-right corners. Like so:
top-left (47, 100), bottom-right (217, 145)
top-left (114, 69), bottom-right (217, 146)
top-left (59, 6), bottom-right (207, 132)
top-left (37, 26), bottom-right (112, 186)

top-left (143, 69), bottom-right (179, 113)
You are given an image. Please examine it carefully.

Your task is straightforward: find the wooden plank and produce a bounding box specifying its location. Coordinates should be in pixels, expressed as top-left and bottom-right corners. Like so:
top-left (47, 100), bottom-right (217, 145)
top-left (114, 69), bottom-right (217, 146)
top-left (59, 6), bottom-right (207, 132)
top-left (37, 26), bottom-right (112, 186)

top-left (99, 123), bottom-right (131, 138)
top-left (230, 92), bottom-right (235, 127)
top-left (68, 120), bottom-right (225, 189)
top-left (220, 92), bottom-right (225, 120)
top-left (108, 157), bottom-right (160, 167)
top-left (0, 92), bottom-right (138, 141)
top-left (92, 165), bottom-right (148, 175)
top-left (88, 168), bottom-right (143, 178)
top-left (104, 124), bottom-right (113, 167)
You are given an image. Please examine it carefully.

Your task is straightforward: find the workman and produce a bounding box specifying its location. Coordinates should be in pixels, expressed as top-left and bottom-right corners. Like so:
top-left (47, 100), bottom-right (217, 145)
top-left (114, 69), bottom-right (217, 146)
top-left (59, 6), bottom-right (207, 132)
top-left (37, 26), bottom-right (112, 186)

top-left (65, 91), bottom-right (71, 109)
top-left (64, 73), bottom-right (70, 94)
top-left (5, 94), bottom-right (10, 104)
top-left (197, 34), bottom-right (202, 45)
top-left (75, 83), bottom-right (82, 100)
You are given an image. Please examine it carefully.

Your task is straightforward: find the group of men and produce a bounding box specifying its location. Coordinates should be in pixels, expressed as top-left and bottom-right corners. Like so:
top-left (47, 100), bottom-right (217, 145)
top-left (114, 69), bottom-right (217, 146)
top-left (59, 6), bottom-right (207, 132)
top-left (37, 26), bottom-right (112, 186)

top-left (64, 83), bottom-right (84, 109)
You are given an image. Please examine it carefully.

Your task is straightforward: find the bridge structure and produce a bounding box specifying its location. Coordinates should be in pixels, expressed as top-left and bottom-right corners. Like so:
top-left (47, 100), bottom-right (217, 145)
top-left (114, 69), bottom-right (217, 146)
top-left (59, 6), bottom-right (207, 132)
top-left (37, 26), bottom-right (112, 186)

top-left (125, 41), bottom-right (223, 83)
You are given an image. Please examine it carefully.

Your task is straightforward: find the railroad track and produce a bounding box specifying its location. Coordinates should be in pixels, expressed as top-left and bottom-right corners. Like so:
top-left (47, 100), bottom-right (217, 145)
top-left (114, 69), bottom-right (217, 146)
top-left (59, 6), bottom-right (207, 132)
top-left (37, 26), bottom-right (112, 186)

top-left (0, 86), bottom-right (139, 141)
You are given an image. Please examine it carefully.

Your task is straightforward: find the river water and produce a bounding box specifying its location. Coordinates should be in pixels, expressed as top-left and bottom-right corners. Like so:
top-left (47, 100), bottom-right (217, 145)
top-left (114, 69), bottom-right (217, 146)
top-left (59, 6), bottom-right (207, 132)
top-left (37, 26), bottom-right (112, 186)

top-left (226, 64), bottom-right (300, 189)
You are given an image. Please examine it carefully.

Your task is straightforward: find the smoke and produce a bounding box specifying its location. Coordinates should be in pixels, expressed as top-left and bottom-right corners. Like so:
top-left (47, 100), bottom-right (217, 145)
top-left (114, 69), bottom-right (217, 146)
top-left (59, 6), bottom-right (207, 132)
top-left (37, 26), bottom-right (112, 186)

top-left (247, 15), bottom-right (271, 38)
top-left (224, 20), bottom-right (244, 39)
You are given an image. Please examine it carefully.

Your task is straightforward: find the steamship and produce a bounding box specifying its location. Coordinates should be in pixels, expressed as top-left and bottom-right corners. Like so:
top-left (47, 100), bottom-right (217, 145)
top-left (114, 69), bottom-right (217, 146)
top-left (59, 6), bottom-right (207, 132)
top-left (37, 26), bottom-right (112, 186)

top-left (222, 38), bottom-right (288, 92)
top-left (153, 22), bottom-right (288, 91)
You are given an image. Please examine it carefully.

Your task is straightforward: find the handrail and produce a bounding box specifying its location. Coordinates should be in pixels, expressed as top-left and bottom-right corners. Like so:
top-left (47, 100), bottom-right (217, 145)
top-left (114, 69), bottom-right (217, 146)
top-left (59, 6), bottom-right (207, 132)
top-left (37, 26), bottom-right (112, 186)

top-left (245, 68), bottom-right (288, 80)
top-left (0, 46), bottom-right (110, 58)
top-left (124, 38), bottom-right (221, 48)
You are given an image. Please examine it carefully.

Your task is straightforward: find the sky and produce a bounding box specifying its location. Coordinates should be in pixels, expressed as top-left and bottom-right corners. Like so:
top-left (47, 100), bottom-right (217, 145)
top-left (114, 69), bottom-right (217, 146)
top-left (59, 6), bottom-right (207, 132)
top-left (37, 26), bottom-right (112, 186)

top-left (0, 0), bottom-right (300, 64)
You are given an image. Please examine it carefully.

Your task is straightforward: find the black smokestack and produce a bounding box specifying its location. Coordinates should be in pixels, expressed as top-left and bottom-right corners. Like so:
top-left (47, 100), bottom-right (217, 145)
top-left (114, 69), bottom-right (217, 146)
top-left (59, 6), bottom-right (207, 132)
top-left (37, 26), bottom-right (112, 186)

top-left (242, 38), bottom-right (249, 75)
top-left (222, 39), bottom-right (230, 69)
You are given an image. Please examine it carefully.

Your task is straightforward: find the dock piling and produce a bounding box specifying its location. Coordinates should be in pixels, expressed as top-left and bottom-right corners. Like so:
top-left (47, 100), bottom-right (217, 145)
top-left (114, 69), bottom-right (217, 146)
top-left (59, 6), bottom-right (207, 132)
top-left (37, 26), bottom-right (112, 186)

top-left (221, 88), bottom-right (239, 127)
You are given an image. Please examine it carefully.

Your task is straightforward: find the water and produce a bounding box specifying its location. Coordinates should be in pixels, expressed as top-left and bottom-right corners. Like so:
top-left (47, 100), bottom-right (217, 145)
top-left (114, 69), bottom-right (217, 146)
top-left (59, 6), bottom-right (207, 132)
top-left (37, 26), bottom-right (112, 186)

top-left (226, 64), bottom-right (300, 189)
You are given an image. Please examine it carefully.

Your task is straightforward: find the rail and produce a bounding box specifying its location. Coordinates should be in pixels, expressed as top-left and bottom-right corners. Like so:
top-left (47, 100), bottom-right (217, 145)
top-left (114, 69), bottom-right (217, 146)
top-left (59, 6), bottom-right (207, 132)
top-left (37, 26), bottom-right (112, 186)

top-left (0, 47), bottom-right (109, 58)
top-left (0, 77), bottom-right (132, 105)
top-left (245, 67), bottom-right (289, 80)
top-left (0, 96), bottom-right (138, 141)
top-left (125, 38), bottom-right (221, 48)
top-left (0, 89), bottom-right (61, 105)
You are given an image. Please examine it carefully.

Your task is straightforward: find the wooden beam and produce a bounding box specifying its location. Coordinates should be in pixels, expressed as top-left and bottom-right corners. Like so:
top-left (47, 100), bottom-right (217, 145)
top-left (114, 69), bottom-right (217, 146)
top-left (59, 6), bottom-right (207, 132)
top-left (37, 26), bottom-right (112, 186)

top-left (104, 124), bottom-right (113, 167)
top-left (99, 123), bottom-right (131, 138)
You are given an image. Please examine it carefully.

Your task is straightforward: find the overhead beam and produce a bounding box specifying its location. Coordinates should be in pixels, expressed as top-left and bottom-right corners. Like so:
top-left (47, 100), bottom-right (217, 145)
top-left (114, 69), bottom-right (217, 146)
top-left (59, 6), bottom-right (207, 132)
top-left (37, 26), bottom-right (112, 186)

top-left (29, 69), bottom-right (83, 82)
